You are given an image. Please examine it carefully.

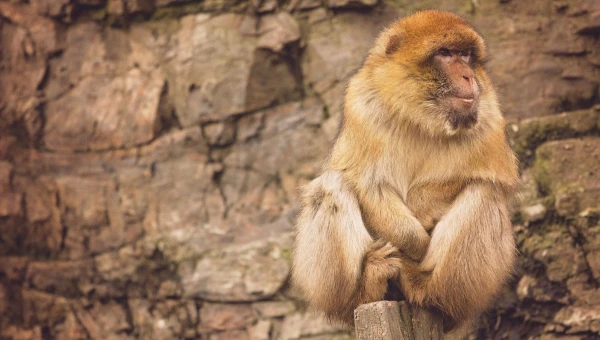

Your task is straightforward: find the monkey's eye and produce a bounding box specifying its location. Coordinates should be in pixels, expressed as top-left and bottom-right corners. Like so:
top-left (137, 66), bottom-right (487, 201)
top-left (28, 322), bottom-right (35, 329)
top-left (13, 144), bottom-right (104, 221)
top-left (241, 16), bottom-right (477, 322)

top-left (459, 50), bottom-right (472, 62)
top-left (438, 48), bottom-right (451, 57)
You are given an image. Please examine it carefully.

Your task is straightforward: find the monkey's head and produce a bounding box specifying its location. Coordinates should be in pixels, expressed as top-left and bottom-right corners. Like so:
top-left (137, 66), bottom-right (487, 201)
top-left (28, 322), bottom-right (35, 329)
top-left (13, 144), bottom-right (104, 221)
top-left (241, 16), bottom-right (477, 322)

top-left (363, 10), bottom-right (497, 138)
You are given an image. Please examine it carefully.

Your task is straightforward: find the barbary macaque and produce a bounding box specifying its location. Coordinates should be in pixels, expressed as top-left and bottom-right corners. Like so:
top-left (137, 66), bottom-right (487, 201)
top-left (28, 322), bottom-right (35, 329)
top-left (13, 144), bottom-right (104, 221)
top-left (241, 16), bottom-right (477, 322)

top-left (292, 10), bottom-right (519, 332)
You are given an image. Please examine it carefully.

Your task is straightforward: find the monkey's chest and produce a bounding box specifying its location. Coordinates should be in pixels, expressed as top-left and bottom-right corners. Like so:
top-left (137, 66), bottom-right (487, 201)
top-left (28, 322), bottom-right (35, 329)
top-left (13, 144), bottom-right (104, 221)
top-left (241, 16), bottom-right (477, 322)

top-left (405, 180), bottom-right (466, 231)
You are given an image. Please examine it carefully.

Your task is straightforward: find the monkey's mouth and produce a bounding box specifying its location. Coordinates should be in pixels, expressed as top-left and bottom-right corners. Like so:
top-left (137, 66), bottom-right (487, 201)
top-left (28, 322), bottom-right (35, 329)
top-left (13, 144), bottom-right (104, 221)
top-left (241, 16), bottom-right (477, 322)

top-left (456, 97), bottom-right (473, 103)
top-left (449, 95), bottom-right (475, 109)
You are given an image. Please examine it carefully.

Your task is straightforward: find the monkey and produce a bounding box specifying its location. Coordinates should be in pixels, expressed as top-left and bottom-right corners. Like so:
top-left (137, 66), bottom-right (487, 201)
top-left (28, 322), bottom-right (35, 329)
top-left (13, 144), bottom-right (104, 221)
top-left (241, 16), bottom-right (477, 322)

top-left (292, 10), bottom-right (519, 333)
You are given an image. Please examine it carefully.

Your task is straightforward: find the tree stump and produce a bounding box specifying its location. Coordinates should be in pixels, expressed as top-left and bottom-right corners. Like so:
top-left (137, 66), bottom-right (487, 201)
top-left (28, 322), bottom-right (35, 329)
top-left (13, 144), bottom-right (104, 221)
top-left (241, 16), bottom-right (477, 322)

top-left (354, 301), bottom-right (444, 340)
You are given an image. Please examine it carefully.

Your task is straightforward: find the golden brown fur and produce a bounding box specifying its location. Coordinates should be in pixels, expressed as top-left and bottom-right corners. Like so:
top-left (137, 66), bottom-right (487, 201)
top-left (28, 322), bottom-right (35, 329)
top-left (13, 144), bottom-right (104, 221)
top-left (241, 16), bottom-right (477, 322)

top-left (292, 10), bottom-right (519, 333)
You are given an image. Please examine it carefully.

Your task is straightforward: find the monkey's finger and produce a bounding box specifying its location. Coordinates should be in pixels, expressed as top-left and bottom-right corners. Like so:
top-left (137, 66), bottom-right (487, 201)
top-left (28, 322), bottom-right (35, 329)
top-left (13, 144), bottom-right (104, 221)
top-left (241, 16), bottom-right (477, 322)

top-left (368, 242), bottom-right (402, 261)
top-left (369, 239), bottom-right (388, 249)
top-left (380, 242), bottom-right (402, 258)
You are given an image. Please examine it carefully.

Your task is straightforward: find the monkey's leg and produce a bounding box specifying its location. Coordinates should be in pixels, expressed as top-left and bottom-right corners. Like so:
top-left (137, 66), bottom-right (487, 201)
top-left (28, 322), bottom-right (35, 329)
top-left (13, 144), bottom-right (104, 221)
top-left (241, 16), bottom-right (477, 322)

top-left (293, 171), bottom-right (402, 324)
top-left (401, 183), bottom-right (516, 327)
top-left (358, 183), bottom-right (430, 260)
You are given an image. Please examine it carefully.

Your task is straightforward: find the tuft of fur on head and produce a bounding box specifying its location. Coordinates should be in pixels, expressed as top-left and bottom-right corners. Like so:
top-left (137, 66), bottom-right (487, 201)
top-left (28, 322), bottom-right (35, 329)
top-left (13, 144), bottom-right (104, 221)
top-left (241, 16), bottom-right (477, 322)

top-left (351, 10), bottom-right (499, 140)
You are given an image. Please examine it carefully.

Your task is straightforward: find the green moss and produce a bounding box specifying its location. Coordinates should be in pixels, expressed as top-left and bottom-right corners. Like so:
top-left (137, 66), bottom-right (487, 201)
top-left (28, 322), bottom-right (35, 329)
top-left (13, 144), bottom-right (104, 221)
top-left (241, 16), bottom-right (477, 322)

top-left (532, 142), bottom-right (591, 200)
top-left (90, 8), bottom-right (108, 21)
top-left (521, 228), bottom-right (566, 255)
top-left (533, 149), bottom-right (553, 196)
top-left (150, 6), bottom-right (191, 21)
top-left (512, 121), bottom-right (565, 164)
top-left (521, 234), bottom-right (545, 255)
top-left (154, 236), bottom-right (209, 264)
top-left (150, 0), bottom-right (247, 21)
top-left (537, 222), bottom-right (566, 234)
top-left (322, 105), bottom-right (330, 120)
top-left (515, 230), bottom-right (528, 247)
top-left (384, 0), bottom-right (473, 15)
top-left (170, 252), bottom-right (208, 264)
top-left (106, 15), bottom-right (123, 27)
top-left (384, 0), bottom-right (440, 12)
top-left (281, 247), bottom-right (293, 265)
top-left (539, 196), bottom-right (555, 212)
top-left (465, 0), bottom-right (476, 15)
top-left (511, 110), bottom-right (600, 166)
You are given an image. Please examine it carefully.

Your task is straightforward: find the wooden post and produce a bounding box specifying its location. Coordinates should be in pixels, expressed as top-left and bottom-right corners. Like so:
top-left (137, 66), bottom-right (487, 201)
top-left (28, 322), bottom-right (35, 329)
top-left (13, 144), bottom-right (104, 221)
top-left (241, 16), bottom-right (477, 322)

top-left (354, 301), bottom-right (444, 340)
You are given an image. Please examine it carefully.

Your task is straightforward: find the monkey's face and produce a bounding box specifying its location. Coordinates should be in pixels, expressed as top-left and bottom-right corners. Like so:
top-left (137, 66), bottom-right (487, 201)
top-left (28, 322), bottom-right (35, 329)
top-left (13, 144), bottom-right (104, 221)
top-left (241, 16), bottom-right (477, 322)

top-left (430, 47), bottom-right (481, 134)
top-left (366, 10), bottom-right (493, 138)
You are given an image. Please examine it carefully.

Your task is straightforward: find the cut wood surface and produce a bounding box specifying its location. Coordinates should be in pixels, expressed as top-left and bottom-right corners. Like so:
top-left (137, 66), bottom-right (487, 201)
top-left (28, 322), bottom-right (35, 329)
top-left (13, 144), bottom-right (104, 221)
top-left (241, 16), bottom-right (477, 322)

top-left (354, 301), bottom-right (444, 340)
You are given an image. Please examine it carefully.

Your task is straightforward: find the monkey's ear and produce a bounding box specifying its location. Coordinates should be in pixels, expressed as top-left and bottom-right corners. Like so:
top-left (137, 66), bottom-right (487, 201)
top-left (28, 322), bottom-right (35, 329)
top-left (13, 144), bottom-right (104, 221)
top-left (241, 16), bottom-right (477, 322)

top-left (385, 35), bottom-right (402, 56)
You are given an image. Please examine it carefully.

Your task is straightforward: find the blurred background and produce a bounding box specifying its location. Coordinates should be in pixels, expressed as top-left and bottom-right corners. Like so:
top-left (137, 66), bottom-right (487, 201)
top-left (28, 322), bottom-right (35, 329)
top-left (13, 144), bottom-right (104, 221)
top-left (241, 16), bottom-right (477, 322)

top-left (0, 0), bottom-right (599, 339)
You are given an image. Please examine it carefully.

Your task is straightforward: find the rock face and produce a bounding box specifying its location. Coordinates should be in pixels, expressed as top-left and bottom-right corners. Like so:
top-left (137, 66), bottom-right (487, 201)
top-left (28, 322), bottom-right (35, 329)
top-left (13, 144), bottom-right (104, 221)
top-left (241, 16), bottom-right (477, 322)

top-left (1, 0), bottom-right (600, 339)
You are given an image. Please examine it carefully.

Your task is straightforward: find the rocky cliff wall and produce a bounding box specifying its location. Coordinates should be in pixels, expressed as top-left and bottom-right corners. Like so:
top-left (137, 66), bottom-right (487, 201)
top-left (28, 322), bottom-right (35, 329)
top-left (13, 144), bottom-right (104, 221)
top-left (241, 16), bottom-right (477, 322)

top-left (0, 0), bottom-right (599, 339)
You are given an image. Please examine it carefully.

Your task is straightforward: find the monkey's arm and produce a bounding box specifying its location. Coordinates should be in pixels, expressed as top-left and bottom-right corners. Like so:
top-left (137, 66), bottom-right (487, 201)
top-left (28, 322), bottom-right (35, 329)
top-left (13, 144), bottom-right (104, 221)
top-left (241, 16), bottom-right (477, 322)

top-left (401, 182), bottom-right (516, 325)
top-left (357, 183), bottom-right (430, 261)
top-left (293, 171), bottom-right (403, 324)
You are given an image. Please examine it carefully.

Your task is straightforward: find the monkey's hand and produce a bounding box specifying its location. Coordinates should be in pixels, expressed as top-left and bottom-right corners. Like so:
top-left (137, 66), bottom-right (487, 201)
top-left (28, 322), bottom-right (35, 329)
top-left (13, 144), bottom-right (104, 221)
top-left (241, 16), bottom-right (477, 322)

top-left (358, 183), bottom-right (430, 261)
top-left (366, 240), bottom-right (403, 276)
top-left (359, 240), bottom-right (404, 303)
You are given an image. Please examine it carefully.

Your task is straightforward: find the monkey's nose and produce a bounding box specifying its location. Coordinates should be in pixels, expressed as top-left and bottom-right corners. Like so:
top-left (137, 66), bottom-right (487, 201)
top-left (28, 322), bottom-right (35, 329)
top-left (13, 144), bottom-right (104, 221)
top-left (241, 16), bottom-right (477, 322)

top-left (462, 75), bottom-right (473, 86)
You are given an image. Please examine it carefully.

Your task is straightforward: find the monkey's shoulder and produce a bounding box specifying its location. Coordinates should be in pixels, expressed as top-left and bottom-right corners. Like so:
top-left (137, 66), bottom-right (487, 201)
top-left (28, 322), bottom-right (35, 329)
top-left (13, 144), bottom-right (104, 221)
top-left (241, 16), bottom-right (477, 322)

top-left (469, 129), bottom-right (520, 190)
